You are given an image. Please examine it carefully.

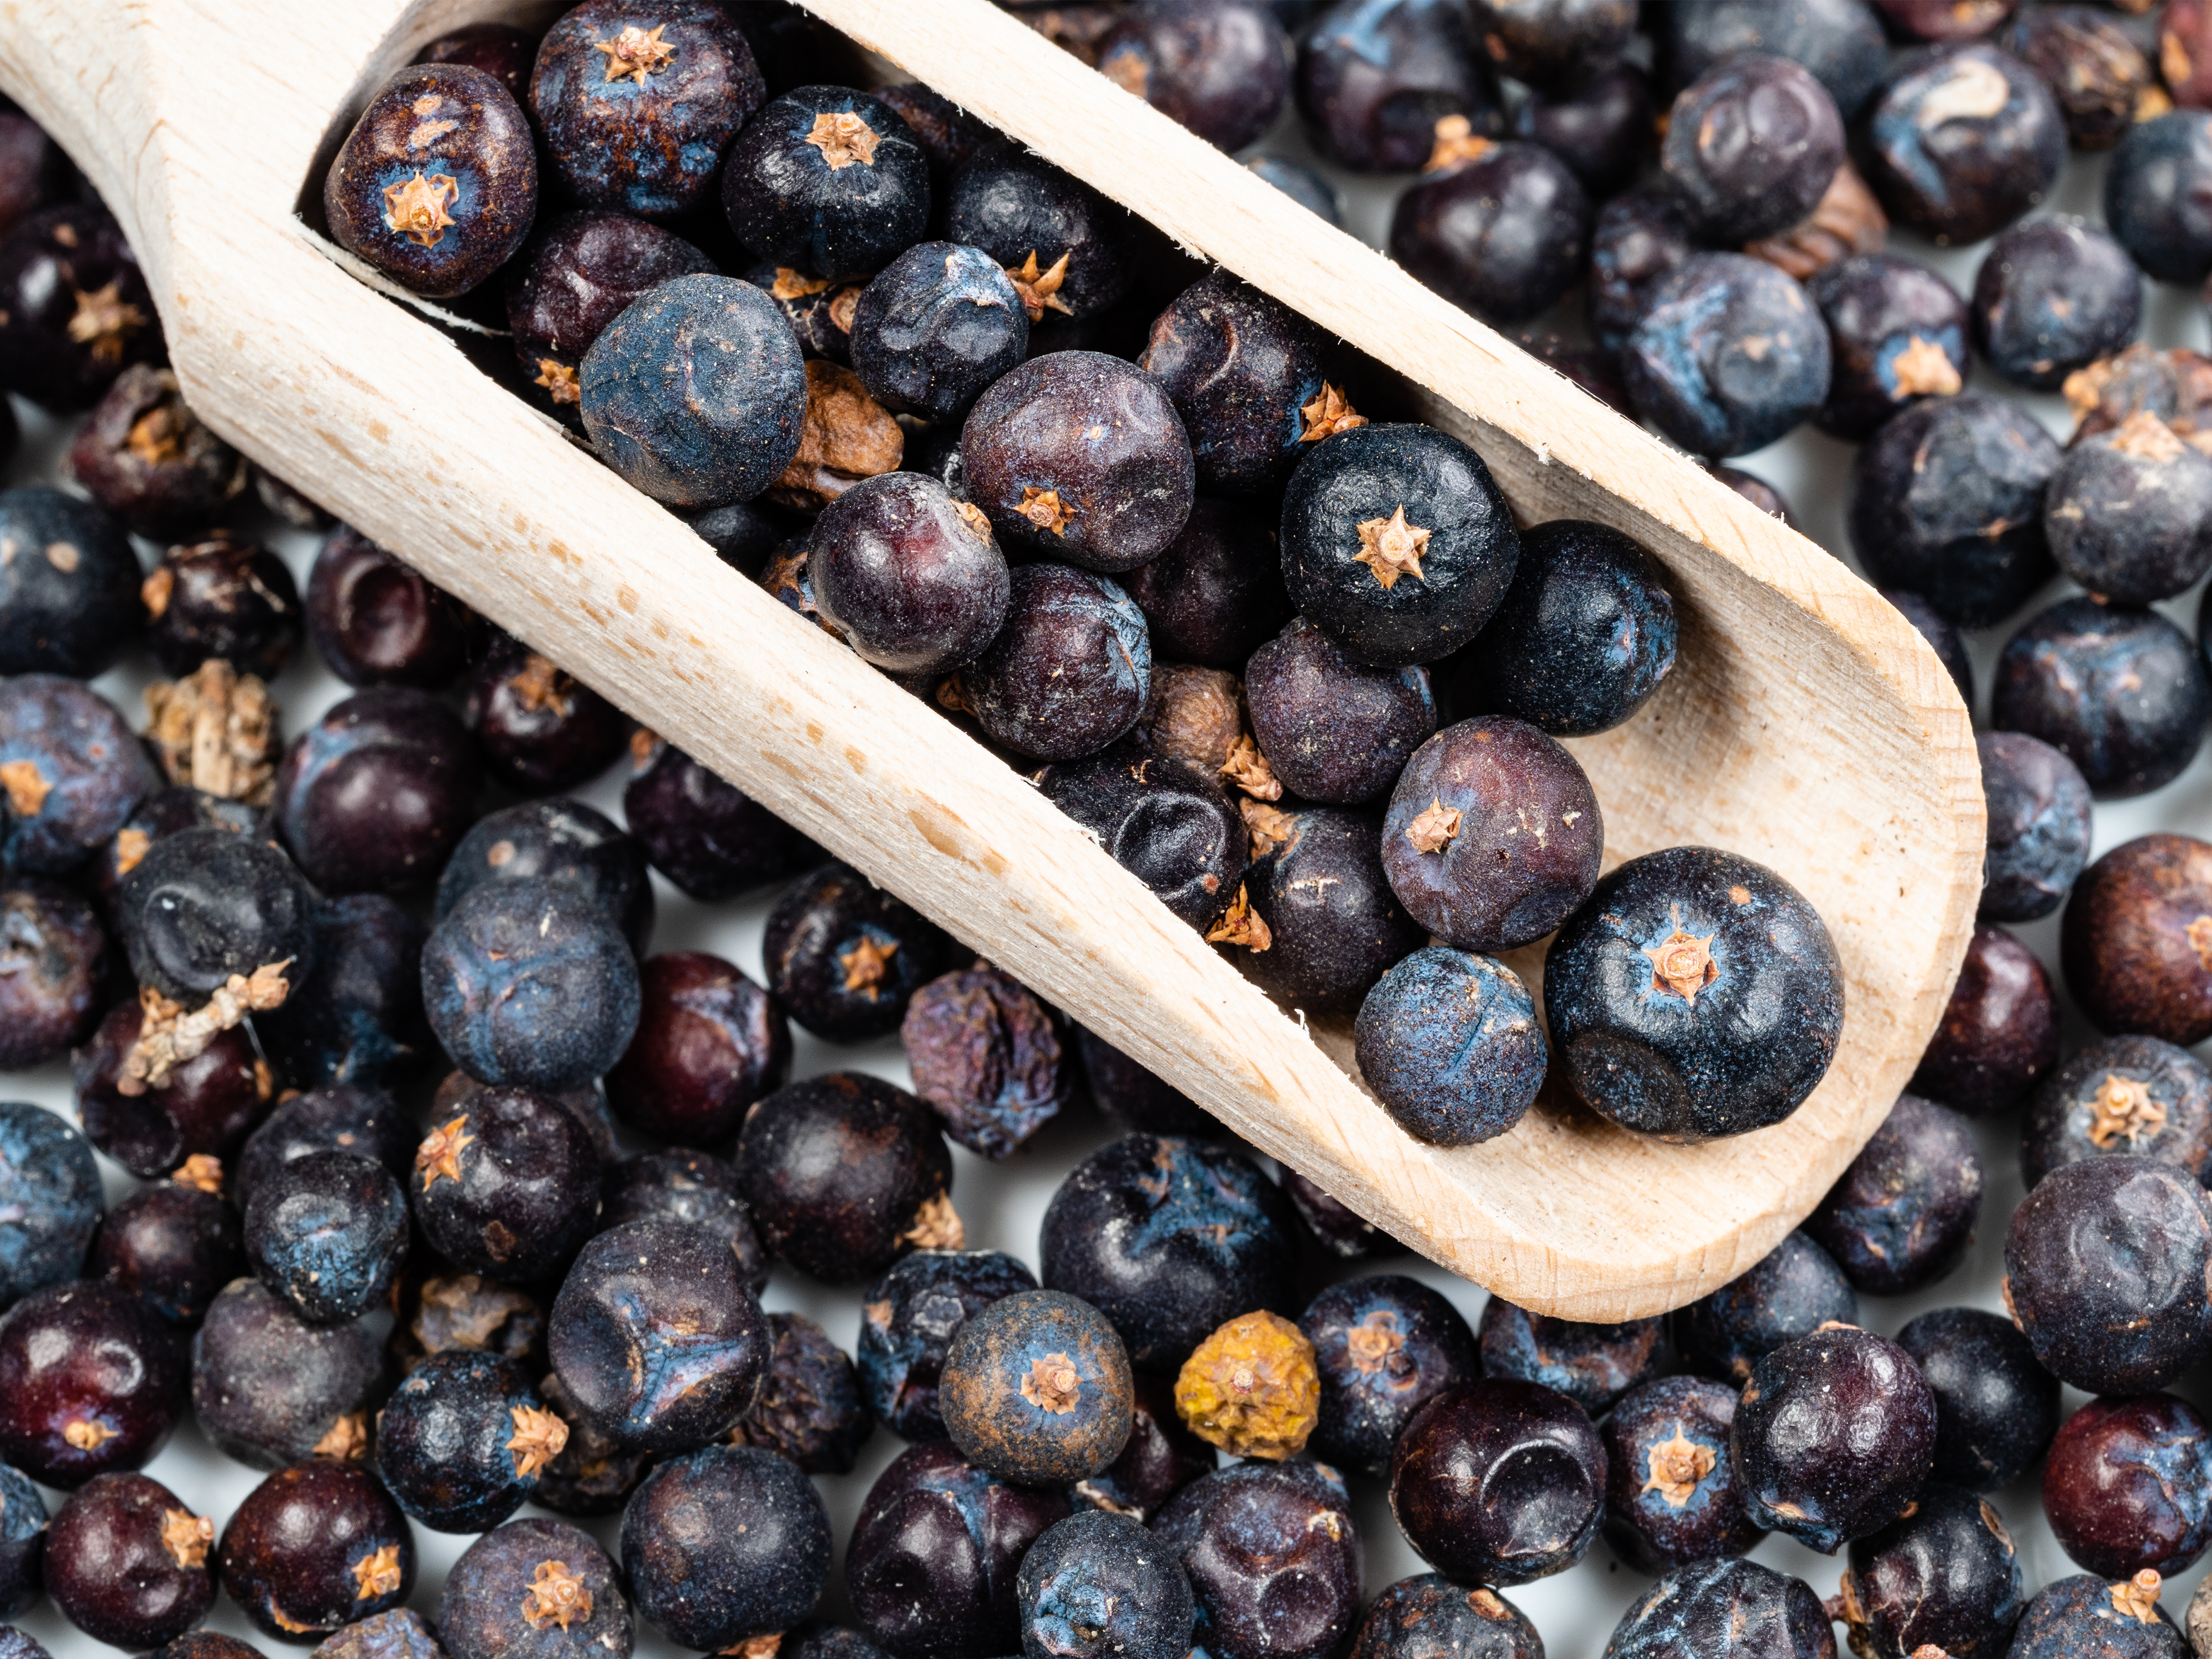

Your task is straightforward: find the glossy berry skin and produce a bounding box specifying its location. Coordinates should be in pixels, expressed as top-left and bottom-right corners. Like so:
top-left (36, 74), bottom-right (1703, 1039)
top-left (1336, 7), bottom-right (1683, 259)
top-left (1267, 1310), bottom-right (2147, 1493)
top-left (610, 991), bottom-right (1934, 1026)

top-left (1804, 1093), bottom-right (1981, 1295)
top-left (941, 1289), bottom-right (1133, 1485)
top-left (962, 352), bottom-right (1193, 573)
top-left (1245, 619), bottom-right (1433, 805)
top-left (91, 1181), bottom-right (241, 1328)
top-left (2004, 8), bottom-right (2152, 150)
top-left (1677, 1230), bottom-right (1857, 1385)
top-left (274, 688), bottom-right (477, 895)
top-left (0, 1103), bottom-right (100, 1308)
top-left (117, 826), bottom-right (314, 1007)
top-left (218, 1460), bottom-right (413, 1644)
top-left (1039, 751), bottom-right (1245, 933)
top-left (2025, 1036), bottom-right (2212, 1189)
top-left (141, 534), bottom-right (301, 677)
top-left (1623, 253), bottom-right (1832, 459)
top-left (1390, 143), bottom-right (1590, 326)
top-left (623, 738), bottom-right (820, 900)
top-left (1352, 1574), bottom-right (1541, 1659)
top-left (1807, 253), bottom-right (1969, 441)
top-left (410, 1085), bottom-right (601, 1282)
top-left (233, 1086), bottom-right (415, 1214)
top-left (848, 1441), bottom-right (1072, 1659)
top-left (433, 806), bottom-right (645, 958)
top-left (734, 1311), bottom-right (870, 1475)
top-left (0, 491), bottom-right (144, 679)
top-left (2106, 113), bottom-right (2212, 284)
top-left (624, 1447), bottom-right (830, 1649)
top-left (1993, 599), bottom-right (2210, 799)
top-left (1043, 1135), bottom-right (1294, 1373)
top-left (722, 87), bottom-right (930, 283)
top-left (1601, 1376), bottom-right (1761, 1576)
top-left (1354, 948), bottom-right (1545, 1146)
top-left (325, 64), bottom-right (535, 299)
top-left (1662, 55), bottom-right (1844, 244)
top-left (2007, 1574), bottom-right (2187, 1659)
top-left (1546, 846), bottom-right (1844, 1142)
top-left (1145, 280), bottom-right (1328, 508)
top-left (600, 1150), bottom-right (769, 1290)
top-left (0, 883), bottom-right (102, 1069)
top-left (763, 863), bottom-right (956, 1042)
top-left (0, 676), bottom-right (155, 879)
top-left (0, 1281), bottom-right (185, 1487)
top-left (2044, 418), bottom-right (2212, 606)
top-left (1096, 0), bottom-right (1291, 153)
top-left (943, 141), bottom-right (1133, 323)
top-left (529, 0), bottom-right (763, 218)
top-left (1301, 1274), bottom-right (1475, 1478)
top-left (550, 1219), bottom-right (768, 1451)
top-left (1467, 0), bottom-right (1632, 87)
top-left (2043, 1394), bottom-right (2212, 1579)
top-left (190, 1277), bottom-right (387, 1472)
top-left (963, 564), bottom-right (1153, 762)
top-left (813, 474), bottom-right (1010, 674)
top-left (306, 528), bottom-right (477, 691)
top-left (581, 274), bottom-right (807, 508)
top-left (1910, 923), bottom-right (2060, 1115)
top-left (1974, 219), bottom-right (2142, 392)
top-left (1124, 500), bottom-right (1292, 669)
top-left (1017, 1510), bottom-right (1193, 1659)
top-left (2007, 1155), bottom-right (2212, 1394)
top-left (245, 1151), bottom-right (409, 1327)
top-left (439, 1518), bottom-right (631, 1659)
top-left (1282, 424), bottom-right (1518, 669)
top-left (46, 1473), bottom-right (214, 1650)
top-left (1240, 806), bottom-right (1423, 1010)
top-left (0, 206), bottom-right (164, 411)
top-left (1604, 1558), bottom-right (1837, 1659)
top-left (1837, 1483), bottom-right (2023, 1658)
top-left (1979, 732), bottom-right (2092, 922)
top-left (375, 1353), bottom-right (554, 1533)
top-left (0, 1461), bottom-right (42, 1617)
top-left (1895, 1308), bottom-right (2056, 1499)
top-left (1389, 1378), bottom-right (1604, 1587)
top-left (1154, 1461), bottom-right (1359, 1659)
top-left (1450, 519), bottom-right (1676, 737)
top-left (1295, 0), bottom-right (1499, 174)
top-left (1478, 1301), bottom-right (1661, 1418)
top-left (464, 640), bottom-right (628, 796)
top-left (604, 952), bottom-right (788, 1146)
top-left (2063, 835), bottom-right (2212, 1045)
top-left (851, 243), bottom-right (1027, 423)
top-left (422, 878), bottom-right (641, 1094)
top-left (506, 212), bottom-right (717, 413)
top-left (1865, 45), bottom-right (2064, 246)
top-left (1514, 61), bottom-right (1654, 194)
top-left (1731, 1326), bottom-right (1936, 1553)
top-left (69, 366), bottom-right (246, 540)
top-left (859, 1250), bottom-right (1037, 1442)
top-left (901, 969), bottom-right (1070, 1159)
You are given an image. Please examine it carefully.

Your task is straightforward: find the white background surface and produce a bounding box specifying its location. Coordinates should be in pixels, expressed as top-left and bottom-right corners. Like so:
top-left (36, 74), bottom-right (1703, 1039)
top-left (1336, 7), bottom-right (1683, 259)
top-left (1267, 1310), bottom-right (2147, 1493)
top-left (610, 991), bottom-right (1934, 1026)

top-left (8, 47), bottom-right (2212, 1659)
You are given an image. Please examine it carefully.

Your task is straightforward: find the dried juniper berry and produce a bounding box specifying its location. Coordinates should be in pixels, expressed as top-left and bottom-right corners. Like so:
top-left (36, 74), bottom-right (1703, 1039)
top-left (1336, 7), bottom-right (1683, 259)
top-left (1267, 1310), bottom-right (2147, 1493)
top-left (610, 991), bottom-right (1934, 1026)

top-left (2063, 834), bottom-right (2212, 1045)
top-left (2, 682), bottom-right (156, 899)
top-left (1042, 1134), bottom-right (1295, 1373)
top-left (1512, 61), bottom-right (1653, 195)
top-left (2046, 414), bottom-right (2212, 605)
top-left (1124, 502), bottom-right (1293, 670)
top-left (1895, 1306), bottom-right (2057, 1495)
top-left (1236, 805), bottom-right (1422, 1010)
top-left (1295, 0), bottom-right (1499, 173)
top-left (1039, 750), bottom-right (1247, 932)
top-left (1910, 922), bottom-right (2060, 1114)
top-left (722, 87), bottom-right (930, 282)
top-left (0, 492), bottom-right (142, 679)
top-left (0, 206), bottom-right (163, 410)
top-left (944, 140), bottom-right (1134, 322)
top-left (851, 243), bottom-right (1027, 423)
top-left (731, 1311), bottom-right (869, 1474)
top-left (463, 639), bottom-right (629, 796)
top-left (962, 563), bottom-right (1154, 760)
top-left (1390, 142), bottom-right (1590, 326)
top-left (859, 1250), bottom-right (1038, 1442)
top-left (69, 367), bottom-right (245, 540)
top-left (812, 474), bottom-right (1010, 674)
top-left (1604, 1558), bottom-right (1835, 1659)
top-left (0, 106), bottom-right (65, 242)
top-left (116, 822), bottom-right (312, 1005)
top-left (1244, 618), bottom-right (1433, 804)
top-left (324, 64), bottom-right (535, 299)
top-left (2004, 8), bottom-right (2152, 150)
top-left (245, 1150), bottom-right (409, 1327)
top-left (0, 882), bottom-right (102, 1068)
top-left (91, 1181), bottom-right (240, 1328)
top-left (1980, 731), bottom-right (2092, 923)
top-left (0, 1281), bottom-right (185, 1486)
top-left (623, 737), bottom-right (819, 900)
top-left (1662, 55), bottom-right (1845, 244)
top-left (375, 1353), bottom-right (561, 1533)
top-left (233, 1087), bottom-right (415, 1215)
top-left (439, 1519), bottom-right (628, 1659)
top-left (1153, 1461), bottom-right (1358, 1659)
top-left (581, 274), bottom-right (806, 507)
top-left (1730, 1324), bottom-right (1936, 1552)
top-left (2106, 112), bottom-right (2212, 284)
top-left (190, 1276), bottom-right (387, 1471)
top-left (530, 0), bottom-right (763, 218)
top-left (1837, 1484), bottom-right (2025, 1659)
top-left (1017, 1509), bottom-right (1193, 1659)
top-left (274, 689), bottom-right (477, 895)
top-left (603, 952), bottom-right (787, 1146)
top-left (1588, 190), bottom-right (1694, 357)
top-left (2044, 1394), bottom-right (2212, 1578)
top-left (1390, 1378), bottom-right (1604, 1585)
top-left (306, 529), bottom-right (477, 691)
top-left (1071, 1373), bottom-right (1212, 1521)
top-left (599, 1151), bottom-right (768, 1290)
top-left (1173, 1308), bottom-right (1319, 1462)
top-left (763, 863), bottom-right (956, 1043)
top-left (1449, 519), bottom-right (1675, 737)
top-left (74, 1001), bottom-right (267, 1180)
top-left (2024, 1036), bottom-right (2212, 1188)
top-left (901, 968), bottom-right (1070, 1159)
top-left (878, 81), bottom-right (989, 184)
top-left (941, 1289), bottom-right (1134, 1484)
top-left (1478, 1300), bottom-right (1662, 1418)
top-left (218, 1459), bottom-right (413, 1643)
top-left (1807, 253), bottom-right (1969, 441)
top-left (962, 352), bottom-right (1193, 572)
top-left (0, 1103), bottom-right (98, 1310)
top-left (1865, 44), bottom-right (2064, 245)
top-left (1077, 1030), bottom-right (1215, 1136)
top-left (46, 1473), bottom-right (213, 1650)
top-left (2007, 1154), bottom-right (2212, 1393)
top-left (1464, 0), bottom-right (1632, 86)
top-left (422, 878), bottom-right (640, 1094)
top-left (307, 1611), bottom-right (442, 1659)
top-left (410, 1086), bottom-right (601, 1283)
top-left (2009, 1573), bottom-right (2185, 1658)
top-left (1677, 1229), bottom-right (1858, 1384)
top-left (1352, 1575), bottom-right (1541, 1659)
top-left (142, 534), bottom-right (303, 678)
top-left (1805, 1093), bottom-right (1982, 1295)
top-left (1601, 1376), bottom-right (1761, 1576)
top-left (737, 1072), bottom-right (955, 1284)
top-left (1353, 948), bottom-right (1545, 1146)
top-left (1623, 254), bottom-right (1832, 459)
top-left (1975, 218), bottom-right (2142, 392)
top-left (848, 1440), bottom-right (1072, 1659)
top-left (624, 1447), bottom-right (828, 1648)
top-left (1300, 1274), bottom-right (1474, 1478)
top-left (1141, 276), bottom-right (1329, 503)
top-left (1095, 0), bottom-right (1291, 152)
top-left (1993, 599), bottom-right (2210, 798)
top-left (392, 1271), bottom-right (545, 1378)
top-left (436, 799), bottom-right (653, 954)
top-left (505, 212), bottom-right (715, 415)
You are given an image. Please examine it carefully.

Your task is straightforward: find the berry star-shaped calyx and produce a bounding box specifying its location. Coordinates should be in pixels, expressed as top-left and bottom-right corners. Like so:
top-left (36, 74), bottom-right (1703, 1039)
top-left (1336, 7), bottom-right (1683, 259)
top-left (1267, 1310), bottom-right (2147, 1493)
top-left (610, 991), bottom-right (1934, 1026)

top-left (805, 110), bottom-right (882, 169)
top-left (507, 654), bottom-right (575, 717)
top-left (839, 935), bottom-right (899, 997)
top-left (2088, 1073), bottom-right (2166, 1147)
top-left (0, 760), bottom-right (51, 817)
top-left (1018, 486), bottom-right (1075, 534)
top-left (507, 1405), bottom-right (570, 1479)
top-left (174, 1154), bottom-right (223, 1195)
top-left (1206, 884), bottom-right (1272, 952)
top-left (1005, 252), bottom-right (1074, 322)
top-left (1022, 1353), bottom-right (1083, 1413)
top-left (1639, 1428), bottom-right (1715, 1507)
top-left (2188, 914), bottom-right (2212, 968)
top-left (1353, 506), bottom-right (1430, 589)
top-left (66, 281), bottom-right (148, 366)
top-left (1890, 335), bottom-right (1963, 399)
top-left (534, 359), bottom-right (581, 406)
top-left (128, 398), bottom-right (191, 467)
top-left (900, 1191), bottom-right (965, 1250)
top-left (64, 1419), bottom-right (117, 1451)
top-left (1300, 382), bottom-right (1366, 442)
top-left (417, 1115), bottom-right (473, 1190)
top-left (523, 1559), bottom-right (594, 1630)
top-left (353, 1544), bottom-right (404, 1601)
top-left (1241, 798), bottom-right (1297, 861)
top-left (2112, 1569), bottom-right (2162, 1623)
top-left (1424, 113), bottom-right (1496, 173)
top-left (1404, 798), bottom-right (1460, 855)
top-left (1344, 1312), bottom-right (1404, 1375)
top-left (161, 1507), bottom-right (214, 1568)
top-left (1219, 735), bottom-right (1281, 801)
top-left (1644, 927), bottom-right (1718, 1002)
top-left (771, 268), bottom-right (830, 300)
top-left (382, 171), bottom-right (458, 248)
top-left (312, 1411), bottom-right (370, 1462)
top-left (595, 23), bottom-right (677, 84)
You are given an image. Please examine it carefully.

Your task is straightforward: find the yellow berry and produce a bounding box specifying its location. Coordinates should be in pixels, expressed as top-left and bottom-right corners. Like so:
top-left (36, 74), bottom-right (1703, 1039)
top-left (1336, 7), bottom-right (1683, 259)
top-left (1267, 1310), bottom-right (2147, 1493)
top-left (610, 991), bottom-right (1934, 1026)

top-left (1174, 1309), bottom-right (1319, 1459)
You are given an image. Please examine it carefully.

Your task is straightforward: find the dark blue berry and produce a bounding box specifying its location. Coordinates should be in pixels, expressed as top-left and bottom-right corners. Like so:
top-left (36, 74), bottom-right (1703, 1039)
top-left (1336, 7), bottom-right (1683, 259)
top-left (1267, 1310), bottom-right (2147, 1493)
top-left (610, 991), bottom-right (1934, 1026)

top-left (463, 638), bottom-right (629, 797)
top-left (813, 473), bottom-right (1011, 674)
top-left (0, 206), bottom-right (163, 411)
top-left (943, 142), bottom-right (1133, 322)
top-left (852, 243), bottom-right (1027, 423)
top-left (244, 1150), bottom-right (409, 1327)
top-left (1350, 1575), bottom-right (1540, 1659)
top-left (1390, 143), bottom-right (1590, 326)
top-left (375, 1353), bottom-right (557, 1533)
top-left (1237, 805), bottom-right (1422, 1011)
top-left (2006, 1574), bottom-right (2186, 1658)
top-left (91, 1181), bottom-right (241, 1328)
top-left (962, 564), bottom-right (1153, 761)
top-left (0, 1102), bottom-right (99, 1308)
top-left (1097, 0), bottom-right (1291, 150)
top-left (506, 212), bottom-right (718, 415)
top-left (409, 1085), bottom-right (601, 1282)
top-left (1246, 156), bottom-right (1343, 225)
top-left (233, 1087), bottom-right (414, 1214)
top-left (1603, 1559), bottom-right (1836, 1659)
top-left (1807, 253), bottom-right (1970, 441)
top-left (0, 1281), bottom-right (186, 1487)
top-left (1244, 618), bottom-right (1433, 805)
top-left (0, 1463), bottom-right (42, 1618)
top-left (722, 86), bottom-right (929, 282)
top-left (859, 1250), bottom-right (1038, 1441)
top-left (0, 674), bottom-right (156, 873)
top-left (1662, 55), bottom-right (1843, 243)
top-left (1017, 1510), bottom-right (1193, 1659)
top-left (1912, 922), bottom-right (2060, 1116)
top-left (216, 1460), bottom-right (414, 1644)
top-left (2025, 1036), bottom-right (2212, 1188)
top-left (1039, 750), bottom-right (1246, 933)
top-left (1601, 1376), bottom-right (1762, 1575)
top-left (1153, 1461), bottom-right (1359, 1659)
top-left (940, 1289), bottom-right (1133, 1484)
top-left (1676, 1229), bottom-right (1857, 1385)
top-left (1805, 1092), bottom-right (1982, 1294)
top-left (0, 885), bottom-right (100, 1070)
top-left (1993, 598), bottom-right (2210, 798)
top-left (46, 1472), bottom-right (214, 1650)
top-left (1124, 500), bottom-right (1293, 670)
top-left (1294, 0), bottom-right (1500, 174)
top-left (1865, 44), bottom-right (2064, 246)
top-left (763, 863), bottom-right (956, 1044)
top-left (1588, 190), bottom-right (1694, 357)
top-left (119, 825), bottom-right (314, 1004)
top-left (274, 688), bottom-right (478, 895)
top-left (733, 1311), bottom-right (870, 1475)
top-left (306, 527), bottom-right (480, 691)
top-left (2043, 1394), bottom-right (2212, 1580)
top-left (1478, 1299), bottom-right (1662, 1417)
top-left (901, 968), bottom-right (1071, 1159)
top-left (256, 895), bottom-right (424, 1094)
top-left (435, 800), bottom-right (653, 955)
top-left (1354, 948), bottom-right (1545, 1146)
top-left (1140, 275), bottom-right (1327, 502)
top-left (439, 1518), bottom-right (630, 1659)
top-left (1895, 1306), bottom-right (2058, 1494)
top-left (599, 1150), bottom-right (768, 1289)
top-left (1514, 61), bottom-right (1654, 194)
top-left (623, 737), bottom-right (820, 901)
top-left (1301, 1273), bottom-right (1475, 1478)
top-left (190, 1276), bottom-right (388, 1472)
top-left (1973, 217), bottom-right (2142, 391)
top-left (2107, 111), bottom-right (2212, 284)
top-left (1389, 1379), bottom-right (1604, 1585)
top-left (623, 1447), bottom-right (829, 1648)
top-left (1070, 1375), bottom-right (1212, 1522)
top-left (2044, 416), bottom-right (2212, 605)
top-left (1622, 253), bottom-right (1832, 458)
top-left (309, 1610), bottom-right (444, 1659)
top-left (1979, 731), bottom-right (2091, 923)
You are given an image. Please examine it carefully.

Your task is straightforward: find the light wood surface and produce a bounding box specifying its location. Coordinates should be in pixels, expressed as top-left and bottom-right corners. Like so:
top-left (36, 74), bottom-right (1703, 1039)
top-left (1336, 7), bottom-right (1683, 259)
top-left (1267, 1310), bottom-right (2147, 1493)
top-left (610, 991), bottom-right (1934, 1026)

top-left (0, 0), bottom-right (1985, 1318)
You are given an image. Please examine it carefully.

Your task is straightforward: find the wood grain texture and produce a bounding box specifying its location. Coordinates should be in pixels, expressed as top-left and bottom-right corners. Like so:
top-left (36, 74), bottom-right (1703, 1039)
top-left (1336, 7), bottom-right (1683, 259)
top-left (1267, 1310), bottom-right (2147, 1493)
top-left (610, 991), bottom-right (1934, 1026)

top-left (0, 0), bottom-right (1985, 1317)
